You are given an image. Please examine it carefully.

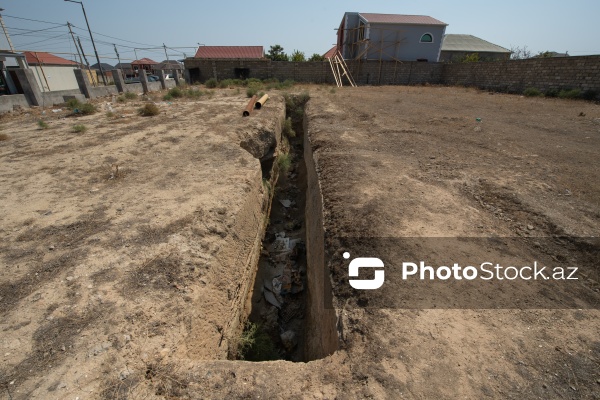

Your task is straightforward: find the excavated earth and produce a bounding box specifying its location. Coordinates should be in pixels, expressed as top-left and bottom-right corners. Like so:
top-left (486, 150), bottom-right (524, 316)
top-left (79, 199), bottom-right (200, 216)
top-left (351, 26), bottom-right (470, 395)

top-left (1, 85), bottom-right (600, 399)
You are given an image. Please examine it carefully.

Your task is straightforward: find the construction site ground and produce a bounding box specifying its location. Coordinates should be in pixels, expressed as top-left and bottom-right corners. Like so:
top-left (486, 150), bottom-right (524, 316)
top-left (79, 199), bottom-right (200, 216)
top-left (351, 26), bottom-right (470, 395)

top-left (1, 84), bottom-right (599, 399)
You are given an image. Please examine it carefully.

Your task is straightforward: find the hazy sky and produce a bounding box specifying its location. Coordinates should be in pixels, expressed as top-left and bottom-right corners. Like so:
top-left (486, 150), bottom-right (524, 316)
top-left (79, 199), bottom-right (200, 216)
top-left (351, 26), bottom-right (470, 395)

top-left (0, 0), bottom-right (598, 64)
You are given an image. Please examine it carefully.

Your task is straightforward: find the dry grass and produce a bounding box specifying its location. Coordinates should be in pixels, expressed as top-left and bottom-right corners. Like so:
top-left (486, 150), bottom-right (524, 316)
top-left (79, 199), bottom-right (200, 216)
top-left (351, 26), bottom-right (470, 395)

top-left (0, 133), bottom-right (9, 141)
top-left (139, 103), bottom-right (160, 117)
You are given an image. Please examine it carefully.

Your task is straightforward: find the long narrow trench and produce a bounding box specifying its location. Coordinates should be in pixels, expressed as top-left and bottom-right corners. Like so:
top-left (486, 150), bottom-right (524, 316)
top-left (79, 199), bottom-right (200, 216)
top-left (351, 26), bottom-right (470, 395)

top-left (239, 95), bottom-right (310, 362)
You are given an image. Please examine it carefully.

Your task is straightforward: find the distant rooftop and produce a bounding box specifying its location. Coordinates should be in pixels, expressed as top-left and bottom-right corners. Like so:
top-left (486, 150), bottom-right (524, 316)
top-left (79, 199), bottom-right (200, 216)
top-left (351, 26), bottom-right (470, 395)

top-left (24, 51), bottom-right (78, 66)
top-left (358, 13), bottom-right (447, 26)
top-left (441, 34), bottom-right (511, 53)
top-left (131, 58), bottom-right (158, 65)
top-left (194, 46), bottom-right (264, 59)
top-left (323, 46), bottom-right (338, 59)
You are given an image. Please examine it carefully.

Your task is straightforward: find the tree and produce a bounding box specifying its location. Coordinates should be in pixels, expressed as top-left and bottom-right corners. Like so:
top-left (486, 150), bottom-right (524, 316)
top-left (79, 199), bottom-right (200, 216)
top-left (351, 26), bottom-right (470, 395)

top-left (266, 45), bottom-right (288, 61)
top-left (534, 51), bottom-right (553, 58)
top-left (510, 45), bottom-right (532, 60)
top-left (290, 50), bottom-right (305, 62)
top-left (308, 53), bottom-right (325, 62)
top-left (461, 53), bottom-right (480, 63)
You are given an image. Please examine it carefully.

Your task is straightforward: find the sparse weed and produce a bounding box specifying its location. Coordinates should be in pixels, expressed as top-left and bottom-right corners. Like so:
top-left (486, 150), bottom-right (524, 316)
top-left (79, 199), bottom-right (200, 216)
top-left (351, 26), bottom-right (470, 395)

top-left (167, 87), bottom-right (183, 98)
top-left (66, 98), bottom-right (82, 110)
top-left (283, 117), bottom-right (295, 138)
top-left (246, 86), bottom-right (258, 98)
top-left (205, 78), bottom-right (218, 88)
top-left (37, 120), bottom-right (49, 129)
top-left (523, 87), bottom-right (542, 97)
top-left (124, 92), bottom-right (137, 100)
top-left (139, 103), bottom-right (160, 116)
top-left (79, 103), bottom-right (97, 115)
top-left (558, 89), bottom-right (581, 99)
top-left (237, 322), bottom-right (280, 361)
top-left (72, 124), bottom-right (87, 133)
top-left (277, 153), bottom-right (292, 173)
top-left (106, 111), bottom-right (115, 118)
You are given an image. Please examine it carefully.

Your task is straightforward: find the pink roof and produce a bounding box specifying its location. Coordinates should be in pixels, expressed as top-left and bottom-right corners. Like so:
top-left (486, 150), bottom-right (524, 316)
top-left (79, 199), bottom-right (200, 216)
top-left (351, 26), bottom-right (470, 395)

top-left (359, 13), bottom-right (447, 26)
top-left (131, 58), bottom-right (158, 65)
top-left (323, 46), bottom-right (338, 59)
top-left (24, 51), bottom-right (78, 66)
top-left (194, 46), bottom-right (264, 59)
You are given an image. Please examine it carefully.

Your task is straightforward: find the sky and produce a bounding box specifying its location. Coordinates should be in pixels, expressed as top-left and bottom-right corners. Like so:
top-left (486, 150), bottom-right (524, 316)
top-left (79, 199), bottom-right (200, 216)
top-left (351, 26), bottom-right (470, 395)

top-left (0, 0), bottom-right (598, 65)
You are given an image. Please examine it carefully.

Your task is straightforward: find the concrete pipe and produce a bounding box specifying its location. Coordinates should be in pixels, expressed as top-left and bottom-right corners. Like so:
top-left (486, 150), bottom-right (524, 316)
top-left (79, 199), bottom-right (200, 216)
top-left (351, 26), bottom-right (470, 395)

top-left (255, 94), bottom-right (269, 109)
top-left (243, 95), bottom-right (258, 117)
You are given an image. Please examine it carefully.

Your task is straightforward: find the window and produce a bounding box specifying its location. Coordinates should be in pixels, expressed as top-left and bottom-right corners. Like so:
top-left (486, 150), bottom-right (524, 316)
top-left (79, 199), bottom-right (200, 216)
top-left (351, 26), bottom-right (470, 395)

top-left (420, 33), bottom-right (433, 43)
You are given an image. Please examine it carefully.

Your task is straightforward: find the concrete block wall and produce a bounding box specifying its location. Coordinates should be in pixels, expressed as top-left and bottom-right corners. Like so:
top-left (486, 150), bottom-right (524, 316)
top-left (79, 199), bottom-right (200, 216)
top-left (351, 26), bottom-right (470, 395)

top-left (442, 55), bottom-right (600, 93)
top-left (184, 56), bottom-right (600, 94)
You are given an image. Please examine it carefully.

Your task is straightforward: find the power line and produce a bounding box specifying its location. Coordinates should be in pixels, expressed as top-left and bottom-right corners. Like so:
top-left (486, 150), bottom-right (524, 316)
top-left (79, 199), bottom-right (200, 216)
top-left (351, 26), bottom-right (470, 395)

top-left (3, 14), bottom-right (64, 26)
top-left (8, 25), bottom-right (66, 37)
top-left (70, 24), bottom-right (159, 48)
top-left (18, 34), bottom-right (71, 48)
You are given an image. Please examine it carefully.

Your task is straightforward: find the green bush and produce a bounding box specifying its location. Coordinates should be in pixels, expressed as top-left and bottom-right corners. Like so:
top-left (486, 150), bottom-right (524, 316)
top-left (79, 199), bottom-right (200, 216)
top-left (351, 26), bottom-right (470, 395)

top-left (116, 95), bottom-right (126, 103)
top-left (282, 117), bottom-right (295, 138)
top-left (205, 78), bottom-right (218, 88)
top-left (246, 86), bottom-right (258, 98)
top-left (163, 93), bottom-right (173, 101)
top-left (72, 124), bottom-right (87, 133)
top-left (185, 88), bottom-right (205, 98)
top-left (124, 91), bottom-right (137, 100)
top-left (277, 153), bottom-right (292, 173)
top-left (523, 87), bottom-right (542, 97)
top-left (544, 88), bottom-right (560, 98)
top-left (138, 103), bottom-right (160, 116)
top-left (79, 103), bottom-right (97, 115)
top-left (66, 98), bottom-right (81, 110)
top-left (168, 87), bottom-right (183, 98)
top-left (237, 322), bottom-right (280, 361)
top-left (37, 120), bottom-right (49, 130)
top-left (558, 89), bottom-right (581, 99)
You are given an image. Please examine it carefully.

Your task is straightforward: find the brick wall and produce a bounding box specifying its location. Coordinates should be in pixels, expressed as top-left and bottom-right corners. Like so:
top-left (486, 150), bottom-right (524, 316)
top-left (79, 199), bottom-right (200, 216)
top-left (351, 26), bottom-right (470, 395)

top-left (184, 56), bottom-right (600, 94)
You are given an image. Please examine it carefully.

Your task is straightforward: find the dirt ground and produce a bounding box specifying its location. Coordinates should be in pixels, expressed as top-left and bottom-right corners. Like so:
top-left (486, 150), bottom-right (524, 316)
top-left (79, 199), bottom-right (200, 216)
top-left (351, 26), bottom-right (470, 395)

top-left (1, 85), bottom-right (599, 399)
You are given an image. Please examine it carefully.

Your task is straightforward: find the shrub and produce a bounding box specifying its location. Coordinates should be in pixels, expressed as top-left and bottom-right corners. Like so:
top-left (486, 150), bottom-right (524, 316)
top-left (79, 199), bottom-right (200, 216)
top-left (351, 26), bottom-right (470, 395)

top-left (163, 93), bottom-right (173, 101)
top-left (106, 111), bottom-right (115, 118)
top-left (66, 98), bottom-right (81, 110)
top-left (237, 322), bottom-right (279, 361)
top-left (37, 120), bottom-right (49, 130)
top-left (205, 78), bottom-right (218, 88)
top-left (544, 88), bottom-right (560, 98)
top-left (72, 124), bottom-right (87, 133)
top-left (116, 95), bottom-right (126, 103)
top-left (282, 117), bottom-right (295, 138)
top-left (185, 88), bottom-right (204, 98)
top-left (246, 86), bottom-right (258, 98)
top-left (79, 103), bottom-right (97, 115)
top-left (558, 89), bottom-right (581, 99)
top-left (523, 87), bottom-right (542, 97)
top-left (124, 92), bottom-right (137, 100)
top-left (167, 87), bottom-right (183, 98)
top-left (277, 153), bottom-right (291, 173)
top-left (139, 103), bottom-right (160, 116)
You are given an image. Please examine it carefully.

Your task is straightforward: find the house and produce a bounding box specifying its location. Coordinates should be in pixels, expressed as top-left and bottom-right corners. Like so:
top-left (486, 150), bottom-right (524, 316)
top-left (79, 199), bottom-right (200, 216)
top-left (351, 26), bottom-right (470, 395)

top-left (23, 51), bottom-right (80, 91)
top-left (156, 60), bottom-right (183, 72)
top-left (337, 12), bottom-right (447, 62)
top-left (131, 58), bottom-right (158, 75)
top-left (440, 34), bottom-right (511, 62)
top-left (90, 62), bottom-right (115, 81)
top-left (194, 46), bottom-right (264, 59)
top-left (114, 62), bottom-right (134, 78)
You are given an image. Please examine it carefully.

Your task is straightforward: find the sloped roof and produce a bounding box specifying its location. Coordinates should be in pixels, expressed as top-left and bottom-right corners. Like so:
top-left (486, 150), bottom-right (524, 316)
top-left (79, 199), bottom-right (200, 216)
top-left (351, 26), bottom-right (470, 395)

top-left (359, 13), bottom-right (447, 26)
top-left (323, 46), bottom-right (338, 59)
top-left (156, 60), bottom-right (183, 70)
top-left (131, 58), bottom-right (158, 65)
top-left (90, 62), bottom-right (114, 70)
top-left (24, 51), bottom-right (78, 66)
top-left (441, 34), bottom-right (511, 53)
top-left (194, 46), bottom-right (264, 59)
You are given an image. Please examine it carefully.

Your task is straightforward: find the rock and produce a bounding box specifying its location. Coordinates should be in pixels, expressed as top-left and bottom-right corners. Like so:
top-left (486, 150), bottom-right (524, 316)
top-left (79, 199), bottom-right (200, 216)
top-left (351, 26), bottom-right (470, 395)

top-left (527, 225), bottom-right (534, 230)
top-left (280, 330), bottom-right (297, 351)
top-left (66, 276), bottom-right (74, 282)
top-left (49, 245), bottom-right (55, 251)
top-left (119, 369), bottom-right (133, 380)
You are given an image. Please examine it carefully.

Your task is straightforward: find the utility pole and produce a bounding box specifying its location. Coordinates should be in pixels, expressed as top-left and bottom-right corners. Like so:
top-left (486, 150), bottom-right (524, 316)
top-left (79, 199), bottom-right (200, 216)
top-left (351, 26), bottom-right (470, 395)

top-left (67, 22), bottom-right (84, 67)
top-left (64, 0), bottom-right (107, 85)
top-left (113, 43), bottom-right (124, 79)
top-left (0, 8), bottom-right (14, 51)
top-left (77, 35), bottom-right (97, 86)
top-left (163, 43), bottom-right (169, 61)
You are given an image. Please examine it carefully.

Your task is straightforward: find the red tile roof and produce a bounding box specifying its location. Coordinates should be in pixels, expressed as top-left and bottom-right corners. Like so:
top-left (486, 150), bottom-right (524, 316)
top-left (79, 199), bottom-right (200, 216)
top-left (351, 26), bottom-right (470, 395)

top-left (359, 13), bottom-right (447, 26)
top-left (194, 46), bottom-right (264, 59)
top-left (24, 51), bottom-right (78, 66)
top-left (131, 58), bottom-right (158, 65)
top-left (323, 46), bottom-right (338, 59)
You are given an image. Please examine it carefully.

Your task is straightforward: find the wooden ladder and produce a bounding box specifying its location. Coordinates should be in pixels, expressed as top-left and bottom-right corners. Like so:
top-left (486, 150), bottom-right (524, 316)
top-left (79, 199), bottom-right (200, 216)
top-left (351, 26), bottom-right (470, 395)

top-left (328, 50), bottom-right (357, 88)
